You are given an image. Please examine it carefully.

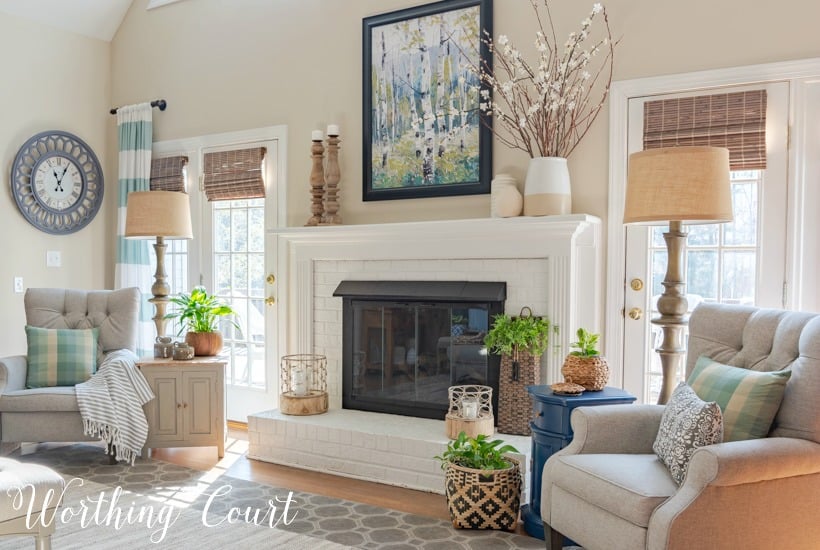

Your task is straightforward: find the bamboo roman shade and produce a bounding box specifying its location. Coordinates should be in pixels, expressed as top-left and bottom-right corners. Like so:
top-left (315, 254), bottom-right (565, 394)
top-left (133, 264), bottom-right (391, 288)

top-left (643, 90), bottom-right (767, 170)
top-left (203, 147), bottom-right (267, 201)
top-left (150, 155), bottom-right (188, 192)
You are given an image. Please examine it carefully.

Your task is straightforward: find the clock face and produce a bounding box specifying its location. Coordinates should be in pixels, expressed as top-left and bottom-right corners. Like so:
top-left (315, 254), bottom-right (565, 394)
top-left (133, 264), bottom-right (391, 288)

top-left (11, 131), bottom-right (103, 234)
top-left (32, 154), bottom-right (83, 212)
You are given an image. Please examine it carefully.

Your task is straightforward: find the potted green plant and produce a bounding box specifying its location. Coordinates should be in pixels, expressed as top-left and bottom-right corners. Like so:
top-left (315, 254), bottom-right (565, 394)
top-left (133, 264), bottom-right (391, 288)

top-left (434, 431), bottom-right (521, 530)
top-left (166, 286), bottom-right (238, 356)
top-left (561, 327), bottom-right (610, 391)
top-left (484, 307), bottom-right (553, 435)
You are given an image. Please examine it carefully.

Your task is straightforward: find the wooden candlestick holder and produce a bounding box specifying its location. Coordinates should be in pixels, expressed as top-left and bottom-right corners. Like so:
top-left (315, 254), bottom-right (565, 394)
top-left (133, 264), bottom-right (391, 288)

top-left (321, 133), bottom-right (342, 225)
top-left (306, 139), bottom-right (325, 227)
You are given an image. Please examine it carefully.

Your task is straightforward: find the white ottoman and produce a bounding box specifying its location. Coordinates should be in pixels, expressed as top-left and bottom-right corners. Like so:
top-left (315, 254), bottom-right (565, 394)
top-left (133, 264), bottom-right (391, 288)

top-left (0, 458), bottom-right (65, 550)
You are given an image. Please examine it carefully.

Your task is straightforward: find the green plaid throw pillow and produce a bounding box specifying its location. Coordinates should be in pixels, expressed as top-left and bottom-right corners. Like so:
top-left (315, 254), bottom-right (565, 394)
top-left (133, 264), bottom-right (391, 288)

top-left (687, 356), bottom-right (791, 441)
top-left (25, 326), bottom-right (99, 388)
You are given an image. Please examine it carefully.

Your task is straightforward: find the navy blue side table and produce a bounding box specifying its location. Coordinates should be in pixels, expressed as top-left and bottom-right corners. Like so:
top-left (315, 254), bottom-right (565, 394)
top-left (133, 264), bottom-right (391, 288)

top-left (521, 386), bottom-right (636, 539)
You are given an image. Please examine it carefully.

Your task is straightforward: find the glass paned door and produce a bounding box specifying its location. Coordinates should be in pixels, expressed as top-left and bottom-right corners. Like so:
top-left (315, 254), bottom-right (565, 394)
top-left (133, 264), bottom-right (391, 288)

top-left (622, 82), bottom-right (789, 403)
top-left (213, 198), bottom-right (267, 391)
top-left (200, 138), bottom-right (281, 422)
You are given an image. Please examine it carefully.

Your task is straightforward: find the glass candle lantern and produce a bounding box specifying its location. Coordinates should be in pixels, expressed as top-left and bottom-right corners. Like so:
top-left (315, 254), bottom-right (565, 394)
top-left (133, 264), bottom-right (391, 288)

top-left (445, 385), bottom-right (494, 439)
top-left (281, 354), bottom-right (327, 395)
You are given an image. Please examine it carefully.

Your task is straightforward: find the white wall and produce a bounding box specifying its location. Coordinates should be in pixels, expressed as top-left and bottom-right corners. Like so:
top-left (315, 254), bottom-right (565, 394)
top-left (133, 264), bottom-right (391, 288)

top-left (0, 13), bottom-right (112, 355)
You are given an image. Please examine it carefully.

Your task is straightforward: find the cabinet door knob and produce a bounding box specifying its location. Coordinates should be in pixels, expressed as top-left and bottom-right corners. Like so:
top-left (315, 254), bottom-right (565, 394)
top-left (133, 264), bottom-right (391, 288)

top-left (177, 403), bottom-right (182, 409)
top-left (183, 403), bottom-right (188, 408)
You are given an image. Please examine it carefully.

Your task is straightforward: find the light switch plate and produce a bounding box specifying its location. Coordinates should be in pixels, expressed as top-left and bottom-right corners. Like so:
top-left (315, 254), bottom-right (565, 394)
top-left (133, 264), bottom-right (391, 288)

top-left (14, 277), bottom-right (23, 293)
top-left (46, 250), bottom-right (61, 267)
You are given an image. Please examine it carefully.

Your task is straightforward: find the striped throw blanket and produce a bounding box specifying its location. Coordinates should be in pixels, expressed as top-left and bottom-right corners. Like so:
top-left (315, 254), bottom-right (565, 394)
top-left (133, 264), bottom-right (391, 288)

top-left (75, 349), bottom-right (155, 465)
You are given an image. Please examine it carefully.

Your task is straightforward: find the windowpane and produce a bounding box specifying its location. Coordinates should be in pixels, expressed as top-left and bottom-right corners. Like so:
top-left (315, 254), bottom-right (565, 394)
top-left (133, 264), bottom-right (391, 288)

top-left (651, 250), bottom-right (668, 299)
top-left (215, 254), bottom-right (231, 295)
top-left (231, 209), bottom-right (248, 253)
top-left (249, 207), bottom-right (264, 252)
top-left (651, 227), bottom-right (665, 248)
top-left (231, 254), bottom-right (249, 294)
top-left (249, 253), bottom-right (264, 296)
top-left (722, 250), bottom-right (756, 304)
top-left (214, 210), bottom-right (231, 252)
top-left (687, 250), bottom-right (718, 301)
top-left (687, 225), bottom-right (719, 246)
top-left (723, 182), bottom-right (758, 246)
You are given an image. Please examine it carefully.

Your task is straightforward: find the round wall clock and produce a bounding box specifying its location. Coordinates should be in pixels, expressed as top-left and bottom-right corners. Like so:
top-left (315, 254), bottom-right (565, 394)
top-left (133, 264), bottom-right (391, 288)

top-left (11, 130), bottom-right (104, 235)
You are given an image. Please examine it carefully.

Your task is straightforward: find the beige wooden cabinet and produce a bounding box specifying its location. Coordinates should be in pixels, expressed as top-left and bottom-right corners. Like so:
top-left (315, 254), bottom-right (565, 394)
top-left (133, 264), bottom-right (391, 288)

top-left (137, 357), bottom-right (227, 458)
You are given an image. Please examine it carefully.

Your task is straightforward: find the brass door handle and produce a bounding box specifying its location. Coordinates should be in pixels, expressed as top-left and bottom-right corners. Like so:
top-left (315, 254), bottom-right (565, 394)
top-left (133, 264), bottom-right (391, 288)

top-left (630, 278), bottom-right (644, 291)
top-left (628, 307), bottom-right (643, 320)
top-left (265, 296), bottom-right (276, 306)
top-left (266, 274), bottom-right (276, 285)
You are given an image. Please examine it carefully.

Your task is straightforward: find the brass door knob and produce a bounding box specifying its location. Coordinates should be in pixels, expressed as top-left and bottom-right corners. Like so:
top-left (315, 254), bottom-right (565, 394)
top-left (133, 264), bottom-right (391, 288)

top-left (265, 296), bottom-right (276, 306)
top-left (630, 278), bottom-right (644, 291)
top-left (266, 274), bottom-right (276, 285)
top-left (628, 307), bottom-right (643, 320)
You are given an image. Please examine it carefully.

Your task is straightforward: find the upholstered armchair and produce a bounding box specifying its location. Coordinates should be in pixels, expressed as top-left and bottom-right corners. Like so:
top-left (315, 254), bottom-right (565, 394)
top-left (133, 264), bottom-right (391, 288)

top-left (541, 303), bottom-right (820, 550)
top-left (0, 288), bottom-right (139, 446)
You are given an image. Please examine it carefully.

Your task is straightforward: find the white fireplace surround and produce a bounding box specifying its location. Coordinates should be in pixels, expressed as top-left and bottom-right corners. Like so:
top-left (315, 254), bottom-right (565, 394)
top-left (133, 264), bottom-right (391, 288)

top-left (248, 214), bottom-right (602, 493)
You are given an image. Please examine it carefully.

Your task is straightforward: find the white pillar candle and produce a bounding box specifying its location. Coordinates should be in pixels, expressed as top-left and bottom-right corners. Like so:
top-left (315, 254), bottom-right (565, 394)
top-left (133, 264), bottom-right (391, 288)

top-left (311, 130), bottom-right (324, 141)
top-left (461, 396), bottom-right (478, 419)
top-left (291, 366), bottom-right (307, 396)
top-left (327, 124), bottom-right (340, 136)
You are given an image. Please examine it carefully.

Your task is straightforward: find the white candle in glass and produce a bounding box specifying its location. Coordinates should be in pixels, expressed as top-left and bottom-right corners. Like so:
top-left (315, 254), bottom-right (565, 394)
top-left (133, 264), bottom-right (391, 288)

top-left (291, 365), bottom-right (307, 396)
top-left (461, 396), bottom-right (478, 419)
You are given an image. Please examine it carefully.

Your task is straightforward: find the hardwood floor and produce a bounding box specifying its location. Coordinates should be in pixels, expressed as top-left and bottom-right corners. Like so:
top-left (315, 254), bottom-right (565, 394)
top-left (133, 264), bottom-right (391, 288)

top-left (149, 427), bottom-right (451, 522)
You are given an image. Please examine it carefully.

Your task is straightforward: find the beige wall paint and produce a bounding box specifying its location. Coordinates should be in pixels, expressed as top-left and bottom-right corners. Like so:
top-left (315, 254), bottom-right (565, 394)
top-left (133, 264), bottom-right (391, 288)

top-left (0, 13), bottom-right (112, 355)
top-left (111, 0), bottom-right (820, 228)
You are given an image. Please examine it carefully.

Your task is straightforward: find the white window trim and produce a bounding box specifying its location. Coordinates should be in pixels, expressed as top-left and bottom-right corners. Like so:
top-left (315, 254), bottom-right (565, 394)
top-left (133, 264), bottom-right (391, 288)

top-left (606, 58), bottom-right (820, 377)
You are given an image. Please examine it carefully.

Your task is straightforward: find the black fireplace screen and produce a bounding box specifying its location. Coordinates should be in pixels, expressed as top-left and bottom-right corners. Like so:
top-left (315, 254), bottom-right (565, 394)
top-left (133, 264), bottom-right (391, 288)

top-left (334, 281), bottom-right (505, 420)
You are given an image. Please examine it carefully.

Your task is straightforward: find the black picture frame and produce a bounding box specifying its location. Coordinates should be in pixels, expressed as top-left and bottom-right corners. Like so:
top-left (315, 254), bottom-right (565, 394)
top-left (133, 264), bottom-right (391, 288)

top-left (363, 0), bottom-right (493, 202)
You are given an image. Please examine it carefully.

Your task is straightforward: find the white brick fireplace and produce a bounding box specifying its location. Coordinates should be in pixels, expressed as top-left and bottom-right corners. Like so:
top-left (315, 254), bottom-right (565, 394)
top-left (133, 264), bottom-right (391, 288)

top-left (248, 214), bottom-right (601, 493)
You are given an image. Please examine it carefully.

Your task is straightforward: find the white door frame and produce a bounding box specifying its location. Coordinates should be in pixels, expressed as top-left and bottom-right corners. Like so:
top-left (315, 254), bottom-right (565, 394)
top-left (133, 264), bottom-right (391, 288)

top-left (606, 57), bottom-right (820, 390)
top-left (153, 125), bottom-right (288, 421)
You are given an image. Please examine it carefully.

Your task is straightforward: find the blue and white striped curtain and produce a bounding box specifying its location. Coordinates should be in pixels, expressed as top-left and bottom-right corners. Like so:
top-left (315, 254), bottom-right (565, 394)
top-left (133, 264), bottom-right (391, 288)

top-left (114, 103), bottom-right (154, 357)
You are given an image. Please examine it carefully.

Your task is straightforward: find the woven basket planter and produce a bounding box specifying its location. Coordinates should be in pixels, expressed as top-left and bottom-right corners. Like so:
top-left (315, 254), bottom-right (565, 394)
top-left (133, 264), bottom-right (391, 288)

top-left (444, 460), bottom-right (521, 530)
top-left (561, 355), bottom-right (610, 391)
top-left (497, 351), bottom-right (540, 435)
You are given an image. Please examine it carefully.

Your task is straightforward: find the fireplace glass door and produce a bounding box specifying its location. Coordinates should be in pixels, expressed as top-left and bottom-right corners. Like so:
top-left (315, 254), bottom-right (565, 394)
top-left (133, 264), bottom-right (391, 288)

top-left (345, 300), bottom-right (495, 419)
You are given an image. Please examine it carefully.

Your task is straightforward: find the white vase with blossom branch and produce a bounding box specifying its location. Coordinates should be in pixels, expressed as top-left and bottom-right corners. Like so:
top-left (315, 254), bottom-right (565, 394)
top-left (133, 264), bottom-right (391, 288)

top-left (475, 1), bottom-right (616, 216)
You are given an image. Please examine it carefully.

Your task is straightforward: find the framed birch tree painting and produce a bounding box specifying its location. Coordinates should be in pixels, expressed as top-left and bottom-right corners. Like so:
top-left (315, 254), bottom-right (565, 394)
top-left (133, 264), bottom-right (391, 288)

top-left (363, 0), bottom-right (493, 201)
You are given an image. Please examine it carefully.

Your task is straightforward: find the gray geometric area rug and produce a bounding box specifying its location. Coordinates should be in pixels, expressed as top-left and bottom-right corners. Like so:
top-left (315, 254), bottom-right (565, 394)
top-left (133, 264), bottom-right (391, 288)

top-left (3, 444), bottom-right (543, 550)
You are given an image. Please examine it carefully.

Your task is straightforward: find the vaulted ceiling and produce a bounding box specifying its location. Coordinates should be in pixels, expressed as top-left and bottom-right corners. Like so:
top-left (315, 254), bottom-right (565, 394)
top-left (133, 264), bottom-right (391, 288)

top-left (0, 0), bottom-right (185, 42)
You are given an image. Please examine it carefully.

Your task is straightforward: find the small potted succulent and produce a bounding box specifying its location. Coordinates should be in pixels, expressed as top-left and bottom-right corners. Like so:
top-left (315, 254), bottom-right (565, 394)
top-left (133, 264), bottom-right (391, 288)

top-left (434, 431), bottom-right (521, 530)
top-left (561, 327), bottom-right (610, 391)
top-left (166, 286), bottom-right (238, 356)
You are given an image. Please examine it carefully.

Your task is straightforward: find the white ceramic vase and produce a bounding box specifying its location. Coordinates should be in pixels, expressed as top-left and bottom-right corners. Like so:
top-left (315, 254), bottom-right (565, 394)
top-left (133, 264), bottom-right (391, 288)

top-left (523, 157), bottom-right (572, 216)
top-left (490, 173), bottom-right (523, 218)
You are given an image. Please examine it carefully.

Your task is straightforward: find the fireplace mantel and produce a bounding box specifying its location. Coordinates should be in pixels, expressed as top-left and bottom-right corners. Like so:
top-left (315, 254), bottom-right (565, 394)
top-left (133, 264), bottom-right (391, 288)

top-left (272, 214), bottom-right (604, 398)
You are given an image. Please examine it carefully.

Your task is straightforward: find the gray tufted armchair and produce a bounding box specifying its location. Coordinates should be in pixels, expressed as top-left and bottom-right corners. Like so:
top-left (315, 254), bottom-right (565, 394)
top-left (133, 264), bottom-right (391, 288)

top-left (541, 303), bottom-right (820, 550)
top-left (0, 288), bottom-right (140, 446)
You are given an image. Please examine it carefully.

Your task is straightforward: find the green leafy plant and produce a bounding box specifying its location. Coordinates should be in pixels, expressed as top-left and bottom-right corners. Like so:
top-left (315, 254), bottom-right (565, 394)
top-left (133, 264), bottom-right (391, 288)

top-left (166, 286), bottom-right (239, 335)
top-left (434, 432), bottom-right (519, 471)
top-left (569, 328), bottom-right (601, 357)
top-left (483, 311), bottom-right (552, 357)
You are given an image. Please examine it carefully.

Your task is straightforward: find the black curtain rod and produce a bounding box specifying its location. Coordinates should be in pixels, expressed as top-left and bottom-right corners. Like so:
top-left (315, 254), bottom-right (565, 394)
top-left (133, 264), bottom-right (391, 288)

top-left (109, 99), bottom-right (167, 115)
